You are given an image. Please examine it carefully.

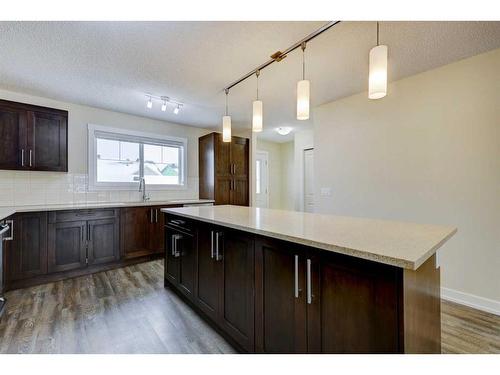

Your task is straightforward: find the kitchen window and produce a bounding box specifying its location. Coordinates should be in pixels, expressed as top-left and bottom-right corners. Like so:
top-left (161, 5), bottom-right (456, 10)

top-left (88, 124), bottom-right (187, 190)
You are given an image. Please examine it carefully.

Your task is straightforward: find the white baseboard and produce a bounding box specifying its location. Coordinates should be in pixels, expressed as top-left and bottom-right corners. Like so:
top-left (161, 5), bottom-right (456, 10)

top-left (441, 287), bottom-right (500, 316)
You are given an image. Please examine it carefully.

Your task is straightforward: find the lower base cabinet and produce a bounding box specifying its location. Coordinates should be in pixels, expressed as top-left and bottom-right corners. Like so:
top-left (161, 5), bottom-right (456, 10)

top-left (48, 220), bottom-right (87, 273)
top-left (165, 213), bottom-right (406, 354)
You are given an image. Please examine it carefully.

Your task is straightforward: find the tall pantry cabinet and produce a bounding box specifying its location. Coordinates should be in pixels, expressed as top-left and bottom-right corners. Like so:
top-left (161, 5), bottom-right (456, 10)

top-left (199, 132), bottom-right (249, 206)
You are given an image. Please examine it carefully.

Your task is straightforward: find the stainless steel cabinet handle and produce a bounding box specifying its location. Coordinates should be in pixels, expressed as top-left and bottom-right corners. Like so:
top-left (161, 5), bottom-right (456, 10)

top-left (155, 209), bottom-right (158, 223)
top-left (29, 149), bottom-right (33, 167)
top-left (233, 164), bottom-right (236, 174)
top-left (21, 149), bottom-right (25, 167)
top-left (294, 255), bottom-right (299, 298)
top-left (210, 230), bottom-right (214, 259)
top-left (215, 232), bottom-right (223, 261)
top-left (3, 220), bottom-right (13, 241)
top-left (174, 235), bottom-right (182, 257)
top-left (171, 235), bottom-right (176, 256)
top-left (306, 259), bottom-right (312, 304)
top-left (150, 209), bottom-right (153, 223)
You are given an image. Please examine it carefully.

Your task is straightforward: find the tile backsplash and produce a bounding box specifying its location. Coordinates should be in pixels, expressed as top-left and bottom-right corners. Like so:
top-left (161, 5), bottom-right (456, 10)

top-left (0, 171), bottom-right (199, 206)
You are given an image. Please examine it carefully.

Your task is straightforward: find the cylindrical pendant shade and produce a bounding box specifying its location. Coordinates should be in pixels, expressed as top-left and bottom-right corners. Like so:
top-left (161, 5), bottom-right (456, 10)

top-left (297, 80), bottom-right (310, 120)
top-left (222, 115), bottom-right (231, 142)
top-left (252, 100), bottom-right (263, 132)
top-left (368, 44), bottom-right (388, 100)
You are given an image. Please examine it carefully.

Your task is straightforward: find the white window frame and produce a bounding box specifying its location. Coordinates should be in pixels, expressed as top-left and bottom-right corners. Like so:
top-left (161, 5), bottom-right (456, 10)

top-left (88, 124), bottom-right (188, 191)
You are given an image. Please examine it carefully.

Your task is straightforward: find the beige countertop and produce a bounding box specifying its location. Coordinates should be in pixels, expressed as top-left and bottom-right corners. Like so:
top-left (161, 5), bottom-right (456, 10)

top-left (0, 199), bottom-right (214, 221)
top-left (162, 205), bottom-right (457, 270)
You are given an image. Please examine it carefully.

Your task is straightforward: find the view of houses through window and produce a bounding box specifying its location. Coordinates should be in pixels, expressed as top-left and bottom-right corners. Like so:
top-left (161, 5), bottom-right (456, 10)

top-left (96, 136), bottom-right (183, 186)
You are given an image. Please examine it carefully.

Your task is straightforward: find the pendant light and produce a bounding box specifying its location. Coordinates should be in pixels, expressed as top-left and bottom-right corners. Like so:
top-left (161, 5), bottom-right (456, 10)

top-left (368, 22), bottom-right (388, 100)
top-left (222, 89), bottom-right (232, 142)
top-left (296, 42), bottom-right (310, 120)
top-left (252, 70), bottom-right (263, 132)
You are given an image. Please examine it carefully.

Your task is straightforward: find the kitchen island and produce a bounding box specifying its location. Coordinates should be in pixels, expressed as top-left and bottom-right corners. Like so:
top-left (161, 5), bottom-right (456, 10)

top-left (161, 205), bottom-right (457, 353)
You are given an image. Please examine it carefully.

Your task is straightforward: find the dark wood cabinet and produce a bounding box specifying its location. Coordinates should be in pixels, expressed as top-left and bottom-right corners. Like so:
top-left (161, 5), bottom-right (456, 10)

top-left (121, 206), bottom-right (168, 259)
top-left (165, 221), bottom-right (196, 301)
top-left (48, 220), bottom-right (87, 273)
top-left (0, 99), bottom-right (68, 172)
top-left (6, 212), bottom-right (48, 281)
top-left (306, 251), bottom-right (400, 353)
top-left (217, 229), bottom-right (255, 352)
top-left (199, 132), bottom-right (249, 206)
top-left (48, 209), bottom-right (120, 272)
top-left (87, 218), bottom-right (120, 265)
top-left (255, 238), bottom-right (307, 353)
top-left (195, 224), bottom-right (219, 321)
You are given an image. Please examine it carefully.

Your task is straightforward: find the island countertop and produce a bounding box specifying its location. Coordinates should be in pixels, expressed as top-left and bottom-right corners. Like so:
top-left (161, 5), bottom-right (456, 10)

top-left (161, 205), bottom-right (457, 270)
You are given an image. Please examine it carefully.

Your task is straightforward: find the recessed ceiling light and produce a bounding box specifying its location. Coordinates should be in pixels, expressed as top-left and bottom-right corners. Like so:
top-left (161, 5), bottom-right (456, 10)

top-left (276, 127), bottom-right (292, 136)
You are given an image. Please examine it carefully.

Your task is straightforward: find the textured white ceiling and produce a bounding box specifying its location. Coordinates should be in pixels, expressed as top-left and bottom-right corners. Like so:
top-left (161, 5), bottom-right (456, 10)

top-left (0, 21), bottom-right (499, 142)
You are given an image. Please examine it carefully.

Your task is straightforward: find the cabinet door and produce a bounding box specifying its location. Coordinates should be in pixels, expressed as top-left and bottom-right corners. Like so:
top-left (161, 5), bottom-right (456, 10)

top-left (306, 251), bottom-right (400, 353)
top-left (214, 133), bottom-right (231, 176)
top-left (218, 229), bottom-right (255, 351)
top-left (195, 225), bottom-right (219, 321)
top-left (230, 177), bottom-right (249, 206)
top-left (6, 212), bottom-right (48, 281)
top-left (120, 207), bottom-right (150, 259)
top-left (255, 238), bottom-right (307, 353)
top-left (88, 218), bottom-right (120, 265)
top-left (48, 220), bottom-right (87, 273)
top-left (28, 110), bottom-right (68, 172)
top-left (0, 104), bottom-right (27, 170)
top-left (215, 176), bottom-right (231, 205)
top-left (165, 226), bottom-right (180, 285)
top-left (176, 230), bottom-right (196, 301)
top-left (230, 137), bottom-right (249, 178)
top-left (148, 207), bottom-right (165, 254)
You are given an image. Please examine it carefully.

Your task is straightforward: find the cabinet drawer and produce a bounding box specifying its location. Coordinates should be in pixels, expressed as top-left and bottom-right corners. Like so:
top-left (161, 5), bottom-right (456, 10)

top-left (48, 208), bottom-right (119, 223)
top-left (165, 214), bottom-right (195, 234)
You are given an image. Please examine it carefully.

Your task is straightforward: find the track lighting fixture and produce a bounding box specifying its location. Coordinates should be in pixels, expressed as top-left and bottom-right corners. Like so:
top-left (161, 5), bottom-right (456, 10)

top-left (369, 22), bottom-right (388, 99)
top-left (222, 89), bottom-right (232, 142)
top-left (252, 70), bottom-right (263, 132)
top-left (144, 95), bottom-right (184, 114)
top-left (296, 42), bottom-right (310, 120)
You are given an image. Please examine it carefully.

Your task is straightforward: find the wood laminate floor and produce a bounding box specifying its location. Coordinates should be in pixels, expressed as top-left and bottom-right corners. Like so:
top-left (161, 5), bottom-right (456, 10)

top-left (0, 260), bottom-right (498, 354)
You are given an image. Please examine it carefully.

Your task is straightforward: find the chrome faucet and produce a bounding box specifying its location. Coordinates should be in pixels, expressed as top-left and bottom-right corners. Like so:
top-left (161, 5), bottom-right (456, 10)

top-left (139, 177), bottom-right (150, 202)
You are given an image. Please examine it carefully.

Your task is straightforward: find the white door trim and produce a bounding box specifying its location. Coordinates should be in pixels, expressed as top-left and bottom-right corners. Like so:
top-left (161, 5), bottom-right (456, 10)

top-left (255, 150), bottom-right (269, 208)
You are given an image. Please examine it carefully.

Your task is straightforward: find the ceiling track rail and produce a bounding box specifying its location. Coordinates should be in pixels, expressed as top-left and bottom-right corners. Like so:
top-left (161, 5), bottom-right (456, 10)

top-left (223, 21), bottom-right (341, 92)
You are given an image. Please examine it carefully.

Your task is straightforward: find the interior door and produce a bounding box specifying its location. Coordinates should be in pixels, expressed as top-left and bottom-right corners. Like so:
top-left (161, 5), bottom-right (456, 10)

top-left (218, 229), bottom-right (255, 351)
top-left (88, 218), bottom-right (120, 265)
top-left (28, 110), bottom-right (67, 171)
top-left (48, 220), bottom-right (87, 273)
top-left (195, 224), bottom-right (219, 321)
top-left (303, 148), bottom-right (315, 213)
top-left (255, 237), bottom-right (307, 353)
top-left (306, 251), bottom-right (400, 353)
top-left (0, 104), bottom-right (27, 170)
top-left (255, 151), bottom-right (269, 208)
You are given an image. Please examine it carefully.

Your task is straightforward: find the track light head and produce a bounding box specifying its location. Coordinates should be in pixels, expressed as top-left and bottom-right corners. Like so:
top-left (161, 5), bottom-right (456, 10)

top-left (146, 96), bottom-right (153, 109)
top-left (173, 105), bottom-right (181, 115)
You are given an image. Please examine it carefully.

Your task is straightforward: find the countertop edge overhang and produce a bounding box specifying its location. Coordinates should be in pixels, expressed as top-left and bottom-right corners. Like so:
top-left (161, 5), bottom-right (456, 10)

top-left (161, 205), bottom-right (457, 270)
top-left (0, 199), bottom-right (214, 221)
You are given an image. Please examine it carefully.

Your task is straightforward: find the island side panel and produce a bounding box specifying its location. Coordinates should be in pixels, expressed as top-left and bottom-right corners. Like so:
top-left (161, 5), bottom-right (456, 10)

top-left (402, 254), bottom-right (441, 353)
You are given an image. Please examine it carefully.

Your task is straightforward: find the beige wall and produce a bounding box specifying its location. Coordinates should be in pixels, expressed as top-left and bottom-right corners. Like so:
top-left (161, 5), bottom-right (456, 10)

top-left (293, 130), bottom-right (314, 211)
top-left (313, 49), bottom-right (500, 304)
top-left (0, 87), bottom-right (211, 205)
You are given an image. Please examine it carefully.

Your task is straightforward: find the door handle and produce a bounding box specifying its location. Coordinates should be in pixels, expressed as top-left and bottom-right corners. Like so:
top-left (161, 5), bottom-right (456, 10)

top-left (29, 149), bottom-right (33, 167)
top-left (210, 230), bottom-right (215, 259)
top-left (306, 259), bottom-right (312, 304)
top-left (21, 149), bottom-right (25, 167)
top-left (294, 255), bottom-right (299, 298)
top-left (215, 232), bottom-right (223, 261)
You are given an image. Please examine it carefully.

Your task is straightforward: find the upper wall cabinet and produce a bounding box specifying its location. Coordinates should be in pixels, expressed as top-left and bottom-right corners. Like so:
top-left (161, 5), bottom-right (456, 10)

top-left (199, 132), bottom-right (249, 206)
top-left (0, 99), bottom-right (68, 172)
